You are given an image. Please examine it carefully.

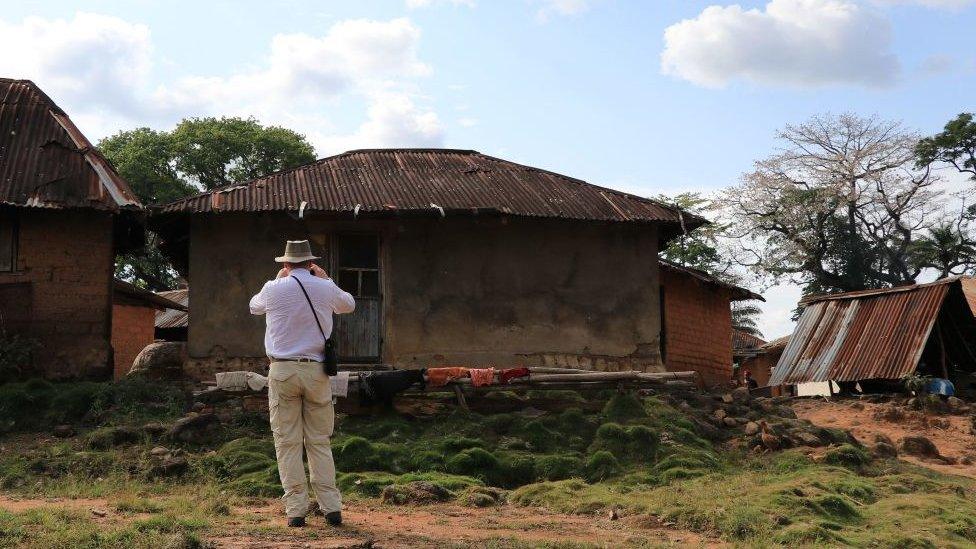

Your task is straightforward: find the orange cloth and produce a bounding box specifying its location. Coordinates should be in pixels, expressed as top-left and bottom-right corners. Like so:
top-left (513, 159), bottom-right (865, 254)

top-left (469, 368), bottom-right (496, 387)
top-left (426, 367), bottom-right (469, 387)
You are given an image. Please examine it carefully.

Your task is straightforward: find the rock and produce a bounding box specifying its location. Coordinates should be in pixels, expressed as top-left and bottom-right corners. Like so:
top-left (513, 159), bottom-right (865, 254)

top-left (691, 419), bottom-right (723, 442)
top-left (723, 417), bottom-right (738, 427)
top-left (948, 396), bottom-right (965, 411)
top-left (128, 341), bottom-right (187, 380)
top-left (52, 425), bottom-right (75, 438)
top-left (168, 413), bottom-right (220, 444)
top-left (609, 509), bottom-right (619, 521)
top-left (191, 401), bottom-right (206, 413)
top-left (713, 409), bottom-right (727, 420)
top-left (872, 442), bottom-right (898, 458)
top-left (900, 436), bottom-right (941, 458)
top-left (793, 431), bottom-right (824, 447)
top-left (143, 422), bottom-right (167, 436)
top-left (873, 433), bottom-right (894, 446)
top-left (744, 422), bottom-right (760, 436)
top-left (150, 446), bottom-right (170, 456)
top-left (90, 508), bottom-right (108, 518)
top-left (849, 402), bottom-right (865, 411)
top-left (731, 387), bottom-right (751, 402)
top-left (381, 481), bottom-right (453, 505)
top-left (734, 417), bottom-right (749, 425)
top-left (721, 393), bottom-right (735, 404)
top-left (153, 455), bottom-right (188, 477)
top-left (775, 406), bottom-right (798, 419)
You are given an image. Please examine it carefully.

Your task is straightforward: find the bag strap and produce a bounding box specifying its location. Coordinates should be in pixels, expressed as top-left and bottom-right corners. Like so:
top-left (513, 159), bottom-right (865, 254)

top-left (291, 275), bottom-right (329, 345)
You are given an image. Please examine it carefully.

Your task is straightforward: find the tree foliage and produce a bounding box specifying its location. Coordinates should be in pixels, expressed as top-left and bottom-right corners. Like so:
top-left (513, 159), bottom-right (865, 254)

top-left (916, 112), bottom-right (976, 181)
top-left (725, 113), bottom-right (975, 295)
top-left (100, 117), bottom-right (317, 290)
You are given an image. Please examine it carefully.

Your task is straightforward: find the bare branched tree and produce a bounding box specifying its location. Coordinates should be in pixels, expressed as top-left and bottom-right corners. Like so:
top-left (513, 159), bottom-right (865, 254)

top-left (724, 113), bottom-right (962, 294)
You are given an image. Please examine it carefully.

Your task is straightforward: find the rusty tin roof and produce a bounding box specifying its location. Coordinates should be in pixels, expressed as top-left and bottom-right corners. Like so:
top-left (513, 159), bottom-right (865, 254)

top-left (769, 277), bottom-right (975, 385)
top-left (0, 78), bottom-right (141, 210)
top-left (154, 289), bottom-right (188, 329)
top-left (660, 258), bottom-right (765, 302)
top-left (156, 148), bottom-right (704, 227)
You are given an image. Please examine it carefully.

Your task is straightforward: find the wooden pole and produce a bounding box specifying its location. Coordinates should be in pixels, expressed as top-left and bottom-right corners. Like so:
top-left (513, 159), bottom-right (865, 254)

top-left (936, 319), bottom-right (949, 379)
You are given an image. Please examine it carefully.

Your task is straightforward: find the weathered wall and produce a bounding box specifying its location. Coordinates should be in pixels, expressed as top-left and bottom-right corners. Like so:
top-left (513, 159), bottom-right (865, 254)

top-left (0, 208), bottom-right (114, 379)
top-left (111, 304), bottom-right (156, 379)
top-left (184, 213), bottom-right (663, 378)
top-left (741, 349), bottom-right (783, 388)
top-left (661, 267), bottom-right (734, 387)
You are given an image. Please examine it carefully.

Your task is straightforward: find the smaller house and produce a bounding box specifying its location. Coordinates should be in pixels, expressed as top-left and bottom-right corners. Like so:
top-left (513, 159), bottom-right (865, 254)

top-left (111, 280), bottom-right (186, 379)
top-left (739, 334), bottom-right (789, 388)
top-left (769, 277), bottom-right (976, 393)
top-left (659, 259), bottom-right (764, 387)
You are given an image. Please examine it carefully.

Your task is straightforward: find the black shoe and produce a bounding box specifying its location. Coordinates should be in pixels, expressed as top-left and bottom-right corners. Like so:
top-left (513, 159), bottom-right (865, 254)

top-left (325, 511), bottom-right (342, 526)
top-left (288, 516), bottom-right (306, 528)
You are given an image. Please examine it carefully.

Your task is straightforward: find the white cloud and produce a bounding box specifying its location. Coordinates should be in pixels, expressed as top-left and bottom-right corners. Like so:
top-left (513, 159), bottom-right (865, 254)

top-left (458, 117), bottom-right (479, 127)
top-left (534, 0), bottom-right (591, 20)
top-left (0, 12), bottom-right (151, 117)
top-left (406, 0), bottom-right (476, 8)
top-left (918, 53), bottom-right (954, 76)
top-left (0, 13), bottom-right (444, 154)
top-left (660, 0), bottom-right (900, 88)
top-left (874, 0), bottom-right (976, 8)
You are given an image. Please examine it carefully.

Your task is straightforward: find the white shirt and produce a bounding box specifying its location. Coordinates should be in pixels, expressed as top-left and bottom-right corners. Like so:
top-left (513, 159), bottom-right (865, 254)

top-left (249, 268), bottom-right (356, 361)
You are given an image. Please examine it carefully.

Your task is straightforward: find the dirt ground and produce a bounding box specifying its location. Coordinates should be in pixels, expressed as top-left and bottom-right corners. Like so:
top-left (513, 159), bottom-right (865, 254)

top-left (794, 398), bottom-right (976, 478)
top-left (0, 494), bottom-right (724, 548)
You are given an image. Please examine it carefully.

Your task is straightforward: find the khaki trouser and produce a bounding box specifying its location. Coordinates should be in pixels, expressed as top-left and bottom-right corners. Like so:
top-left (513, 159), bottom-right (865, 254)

top-left (268, 361), bottom-right (341, 518)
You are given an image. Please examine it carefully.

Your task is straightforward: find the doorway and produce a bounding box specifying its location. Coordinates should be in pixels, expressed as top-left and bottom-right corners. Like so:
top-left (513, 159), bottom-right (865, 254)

top-left (331, 233), bottom-right (381, 362)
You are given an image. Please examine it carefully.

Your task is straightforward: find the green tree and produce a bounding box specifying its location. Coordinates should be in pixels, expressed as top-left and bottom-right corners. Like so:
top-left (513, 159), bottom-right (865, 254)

top-left (100, 117), bottom-right (317, 290)
top-left (916, 113), bottom-right (976, 181)
top-left (657, 192), bottom-right (763, 336)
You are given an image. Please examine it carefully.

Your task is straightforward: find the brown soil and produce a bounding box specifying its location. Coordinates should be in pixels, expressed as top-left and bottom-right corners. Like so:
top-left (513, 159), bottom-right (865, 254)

top-left (0, 494), bottom-right (724, 548)
top-left (793, 399), bottom-right (976, 477)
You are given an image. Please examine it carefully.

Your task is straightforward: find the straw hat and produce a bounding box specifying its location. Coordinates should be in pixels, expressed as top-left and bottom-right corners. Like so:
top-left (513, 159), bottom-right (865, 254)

top-left (275, 240), bottom-right (320, 263)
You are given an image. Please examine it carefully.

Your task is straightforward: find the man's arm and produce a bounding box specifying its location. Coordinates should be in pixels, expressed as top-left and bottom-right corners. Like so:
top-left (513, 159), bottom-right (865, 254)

top-left (331, 282), bottom-right (356, 314)
top-left (249, 282), bottom-right (271, 315)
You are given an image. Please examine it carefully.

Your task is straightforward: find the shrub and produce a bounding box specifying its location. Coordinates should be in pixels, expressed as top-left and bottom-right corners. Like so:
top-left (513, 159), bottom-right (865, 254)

top-left (534, 454), bottom-right (583, 481)
top-left (602, 392), bottom-right (646, 421)
top-left (446, 448), bottom-right (500, 479)
top-left (584, 451), bottom-right (620, 482)
top-left (0, 332), bottom-right (38, 379)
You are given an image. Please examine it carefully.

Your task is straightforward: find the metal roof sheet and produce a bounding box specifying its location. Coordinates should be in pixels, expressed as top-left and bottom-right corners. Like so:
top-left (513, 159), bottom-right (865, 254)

top-left (660, 258), bottom-right (765, 302)
top-left (769, 280), bottom-right (959, 385)
top-left (156, 149), bottom-right (704, 227)
top-left (114, 280), bottom-right (186, 311)
top-left (0, 78), bottom-right (141, 210)
top-left (154, 289), bottom-right (188, 329)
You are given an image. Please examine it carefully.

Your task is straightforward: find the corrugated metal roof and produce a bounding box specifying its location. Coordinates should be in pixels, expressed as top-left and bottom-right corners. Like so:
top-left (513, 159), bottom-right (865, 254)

top-left (0, 78), bottom-right (141, 210)
top-left (154, 289), bottom-right (188, 329)
top-left (769, 278), bottom-right (967, 385)
top-left (660, 258), bottom-right (765, 302)
top-left (733, 329), bottom-right (767, 353)
top-left (156, 149), bottom-right (704, 227)
top-left (114, 280), bottom-right (186, 311)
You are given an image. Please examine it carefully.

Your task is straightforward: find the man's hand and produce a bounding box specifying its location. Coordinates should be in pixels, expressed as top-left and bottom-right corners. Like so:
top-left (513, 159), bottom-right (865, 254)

top-left (276, 266), bottom-right (290, 279)
top-left (310, 263), bottom-right (330, 279)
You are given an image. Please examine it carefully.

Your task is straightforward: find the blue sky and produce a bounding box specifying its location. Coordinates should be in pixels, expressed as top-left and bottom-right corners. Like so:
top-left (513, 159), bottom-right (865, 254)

top-left (2, 0), bottom-right (973, 337)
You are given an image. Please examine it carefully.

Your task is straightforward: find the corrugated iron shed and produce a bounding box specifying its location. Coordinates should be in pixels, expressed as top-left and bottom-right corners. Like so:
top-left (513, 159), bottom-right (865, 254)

top-left (769, 277), bottom-right (976, 385)
top-left (155, 149), bottom-right (704, 227)
top-left (154, 289), bottom-right (188, 329)
top-left (0, 78), bottom-right (141, 210)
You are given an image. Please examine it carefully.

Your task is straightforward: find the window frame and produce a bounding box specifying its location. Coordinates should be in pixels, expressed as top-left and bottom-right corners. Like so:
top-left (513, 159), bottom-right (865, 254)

top-left (0, 213), bottom-right (17, 273)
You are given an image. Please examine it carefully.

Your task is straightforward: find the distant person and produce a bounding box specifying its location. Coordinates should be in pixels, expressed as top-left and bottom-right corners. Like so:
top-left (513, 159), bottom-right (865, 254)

top-left (743, 370), bottom-right (758, 390)
top-left (250, 240), bottom-right (356, 528)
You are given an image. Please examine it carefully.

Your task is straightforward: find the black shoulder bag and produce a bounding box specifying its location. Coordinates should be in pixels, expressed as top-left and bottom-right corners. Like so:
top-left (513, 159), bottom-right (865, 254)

top-left (291, 275), bottom-right (339, 376)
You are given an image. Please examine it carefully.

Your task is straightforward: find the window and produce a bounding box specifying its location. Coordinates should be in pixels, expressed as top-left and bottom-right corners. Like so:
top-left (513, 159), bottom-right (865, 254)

top-left (335, 234), bottom-right (379, 298)
top-left (0, 214), bottom-right (15, 273)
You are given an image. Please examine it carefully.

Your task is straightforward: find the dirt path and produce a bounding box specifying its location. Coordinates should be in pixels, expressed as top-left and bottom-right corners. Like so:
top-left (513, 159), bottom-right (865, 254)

top-left (0, 494), bottom-right (723, 548)
top-left (794, 399), bottom-right (976, 478)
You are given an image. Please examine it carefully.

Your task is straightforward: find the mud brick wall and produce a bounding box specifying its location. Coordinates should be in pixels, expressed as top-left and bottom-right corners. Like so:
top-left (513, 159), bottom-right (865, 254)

top-left (111, 304), bottom-right (156, 379)
top-left (661, 267), bottom-right (734, 388)
top-left (0, 209), bottom-right (115, 379)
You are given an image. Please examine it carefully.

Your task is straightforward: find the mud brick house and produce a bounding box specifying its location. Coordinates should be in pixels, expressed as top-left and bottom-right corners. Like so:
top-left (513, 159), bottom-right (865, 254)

top-left (150, 149), bottom-right (705, 379)
top-left (0, 78), bottom-right (144, 379)
top-left (111, 280), bottom-right (186, 379)
top-left (658, 259), bottom-right (764, 387)
top-left (740, 334), bottom-right (788, 389)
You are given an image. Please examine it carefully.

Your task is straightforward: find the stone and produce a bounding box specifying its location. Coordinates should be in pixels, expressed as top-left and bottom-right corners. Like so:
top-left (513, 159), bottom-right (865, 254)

top-left (723, 417), bottom-right (738, 427)
top-left (900, 436), bottom-right (940, 458)
top-left (150, 446), bottom-right (170, 457)
top-left (735, 417), bottom-right (749, 425)
top-left (744, 422), bottom-right (759, 435)
top-left (721, 394), bottom-right (735, 404)
top-left (713, 409), bottom-right (727, 420)
top-left (153, 455), bottom-right (188, 477)
top-left (52, 425), bottom-right (75, 438)
top-left (793, 431), bottom-right (824, 447)
top-left (948, 396), bottom-right (965, 411)
top-left (775, 406), bottom-right (798, 419)
top-left (731, 387), bottom-right (751, 402)
top-left (872, 442), bottom-right (898, 458)
top-left (849, 402), bottom-right (865, 411)
top-left (168, 413), bottom-right (220, 444)
top-left (143, 422), bottom-right (167, 436)
top-left (128, 341), bottom-right (187, 380)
